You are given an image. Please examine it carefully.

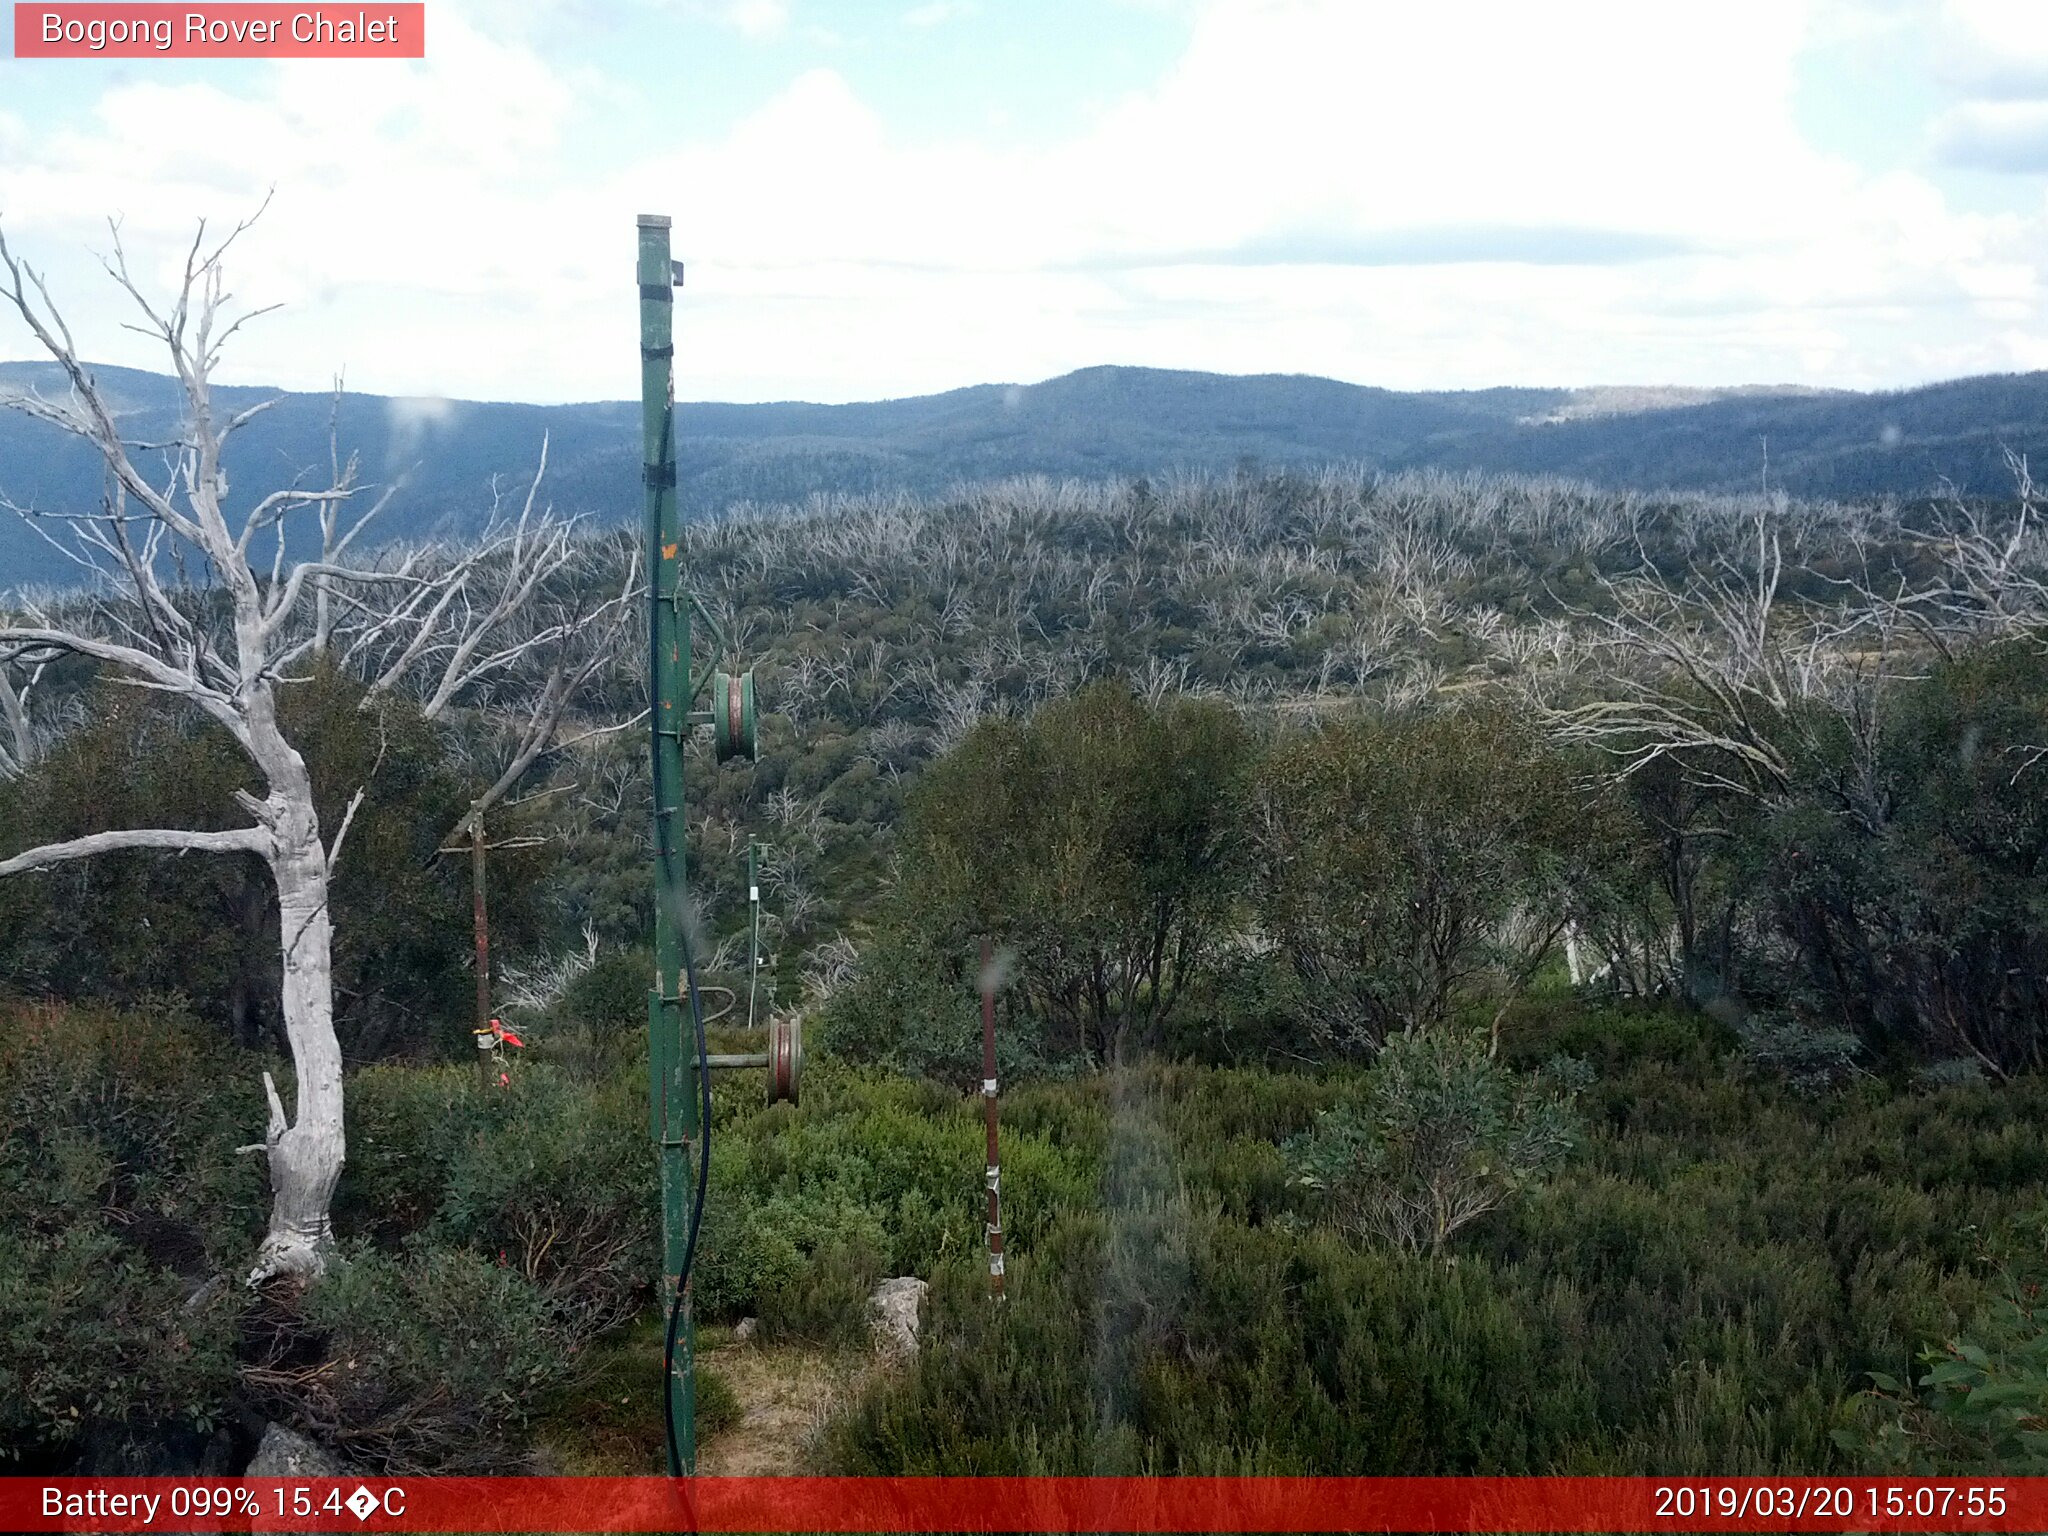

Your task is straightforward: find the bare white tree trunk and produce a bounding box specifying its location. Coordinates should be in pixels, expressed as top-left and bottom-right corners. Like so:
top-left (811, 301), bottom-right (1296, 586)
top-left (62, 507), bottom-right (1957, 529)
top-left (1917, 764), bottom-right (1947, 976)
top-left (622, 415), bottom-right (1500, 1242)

top-left (257, 823), bottom-right (346, 1279)
top-left (241, 681), bottom-right (349, 1280)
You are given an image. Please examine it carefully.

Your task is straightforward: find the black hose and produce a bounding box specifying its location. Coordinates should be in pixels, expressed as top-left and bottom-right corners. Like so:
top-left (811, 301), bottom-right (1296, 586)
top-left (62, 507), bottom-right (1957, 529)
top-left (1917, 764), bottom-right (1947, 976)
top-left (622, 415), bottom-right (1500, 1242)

top-left (661, 929), bottom-right (713, 1478)
top-left (647, 432), bottom-right (711, 1479)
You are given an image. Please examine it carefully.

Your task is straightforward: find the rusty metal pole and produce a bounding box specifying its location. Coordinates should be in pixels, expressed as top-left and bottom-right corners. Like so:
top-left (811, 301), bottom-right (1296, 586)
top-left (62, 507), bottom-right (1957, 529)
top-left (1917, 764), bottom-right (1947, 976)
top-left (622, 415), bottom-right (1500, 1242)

top-left (471, 808), bottom-right (491, 1091)
top-left (981, 937), bottom-right (1005, 1301)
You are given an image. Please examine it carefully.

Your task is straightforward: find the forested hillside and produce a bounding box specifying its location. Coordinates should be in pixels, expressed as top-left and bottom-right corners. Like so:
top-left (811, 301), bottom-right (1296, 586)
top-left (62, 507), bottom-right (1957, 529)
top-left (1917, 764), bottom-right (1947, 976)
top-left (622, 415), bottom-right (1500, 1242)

top-left (5, 464), bottom-right (2047, 1478)
top-left (6, 359), bottom-right (2048, 590)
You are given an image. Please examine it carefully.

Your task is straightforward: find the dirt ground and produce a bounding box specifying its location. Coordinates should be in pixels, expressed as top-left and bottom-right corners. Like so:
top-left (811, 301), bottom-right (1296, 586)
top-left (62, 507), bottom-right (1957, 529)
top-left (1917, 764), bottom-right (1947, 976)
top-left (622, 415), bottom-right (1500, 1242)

top-left (534, 1320), bottom-right (886, 1475)
top-left (697, 1339), bottom-right (872, 1474)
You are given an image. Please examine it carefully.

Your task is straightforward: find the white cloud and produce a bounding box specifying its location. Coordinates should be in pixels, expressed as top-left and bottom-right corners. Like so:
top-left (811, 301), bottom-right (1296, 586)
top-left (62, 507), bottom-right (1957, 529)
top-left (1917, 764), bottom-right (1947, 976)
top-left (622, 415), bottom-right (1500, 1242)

top-left (0, 6), bottom-right (596, 390)
top-left (0, 0), bottom-right (2041, 403)
top-left (723, 0), bottom-right (788, 40)
top-left (1933, 100), bottom-right (2048, 171)
top-left (624, 0), bottom-right (2046, 393)
top-left (1922, 0), bottom-right (2048, 172)
top-left (1936, 0), bottom-right (2048, 93)
top-left (902, 1), bottom-right (976, 27)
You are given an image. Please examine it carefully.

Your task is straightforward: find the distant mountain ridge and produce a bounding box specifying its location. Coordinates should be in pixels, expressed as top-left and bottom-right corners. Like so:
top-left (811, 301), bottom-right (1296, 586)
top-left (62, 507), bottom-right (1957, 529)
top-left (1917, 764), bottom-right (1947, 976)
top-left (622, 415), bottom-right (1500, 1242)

top-left (2, 361), bottom-right (2044, 591)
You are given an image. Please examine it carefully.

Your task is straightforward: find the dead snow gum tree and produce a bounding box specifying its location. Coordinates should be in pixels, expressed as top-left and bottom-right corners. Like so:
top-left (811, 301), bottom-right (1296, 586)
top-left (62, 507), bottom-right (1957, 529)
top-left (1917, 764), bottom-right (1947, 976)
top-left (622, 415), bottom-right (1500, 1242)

top-left (1, 214), bottom-right (404, 1281)
top-left (0, 210), bottom-right (630, 1277)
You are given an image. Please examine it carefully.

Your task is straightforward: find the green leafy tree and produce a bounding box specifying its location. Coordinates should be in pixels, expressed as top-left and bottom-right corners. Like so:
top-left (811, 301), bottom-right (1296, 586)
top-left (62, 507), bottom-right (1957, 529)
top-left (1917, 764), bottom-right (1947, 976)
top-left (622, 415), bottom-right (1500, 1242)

top-left (876, 681), bottom-right (1253, 1067)
top-left (1252, 708), bottom-right (1602, 1053)
top-left (1742, 639), bottom-right (2048, 1077)
top-left (1575, 750), bottom-right (1750, 1003)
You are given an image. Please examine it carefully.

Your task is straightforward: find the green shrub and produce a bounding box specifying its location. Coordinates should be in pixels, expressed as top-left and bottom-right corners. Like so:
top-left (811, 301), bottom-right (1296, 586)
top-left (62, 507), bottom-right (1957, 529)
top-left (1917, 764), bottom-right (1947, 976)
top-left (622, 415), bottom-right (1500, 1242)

top-left (1741, 639), bottom-right (2048, 1076)
top-left (1836, 1226), bottom-right (2048, 1474)
top-left (1735, 1008), bottom-right (1866, 1095)
top-left (561, 947), bottom-right (652, 1035)
top-left (692, 1063), bottom-right (1094, 1323)
top-left (1155, 952), bottom-right (1309, 1067)
top-left (760, 1237), bottom-right (887, 1347)
top-left (1910, 1301), bottom-right (2048, 1472)
top-left (824, 1051), bottom-right (2044, 1477)
top-left (826, 1212), bottom-right (1600, 1475)
top-left (820, 925), bottom-right (1074, 1089)
top-left (696, 1183), bottom-right (890, 1325)
top-left (0, 1221), bottom-right (239, 1462)
top-left (845, 682), bottom-right (1254, 1072)
top-left (1251, 709), bottom-right (1608, 1052)
top-left (249, 1244), bottom-right (573, 1474)
top-left (430, 1068), bottom-right (655, 1338)
top-left (0, 1000), bottom-right (257, 1458)
top-left (337, 1064), bottom-right (484, 1240)
top-left (1289, 1030), bottom-right (1586, 1255)
top-left (1497, 997), bottom-right (1726, 1075)
top-left (339, 1063), bottom-right (656, 1337)
top-left (0, 998), bottom-right (266, 1259)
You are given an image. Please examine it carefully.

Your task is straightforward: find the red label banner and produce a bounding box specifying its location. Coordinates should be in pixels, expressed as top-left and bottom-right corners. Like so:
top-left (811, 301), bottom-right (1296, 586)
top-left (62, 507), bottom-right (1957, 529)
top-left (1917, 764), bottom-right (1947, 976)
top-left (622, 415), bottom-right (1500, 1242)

top-left (12, 4), bottom-right (425, 57)
top-left (4, 1476), bottom-right (2044, 1533)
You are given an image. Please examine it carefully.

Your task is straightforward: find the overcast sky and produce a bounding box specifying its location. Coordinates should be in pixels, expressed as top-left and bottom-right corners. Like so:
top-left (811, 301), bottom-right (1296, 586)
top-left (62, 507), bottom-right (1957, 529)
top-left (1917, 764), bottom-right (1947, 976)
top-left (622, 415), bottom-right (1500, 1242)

top-left (1, 0), bottom-right (2045, 404)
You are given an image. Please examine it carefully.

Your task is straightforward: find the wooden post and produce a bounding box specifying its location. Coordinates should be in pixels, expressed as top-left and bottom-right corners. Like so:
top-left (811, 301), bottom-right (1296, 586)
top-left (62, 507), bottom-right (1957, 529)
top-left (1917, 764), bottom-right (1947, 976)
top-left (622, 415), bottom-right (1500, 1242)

top-left (981, 937), bottom-right (1005, 1301)
top-left (471, 808), bottom-right (492, 1091)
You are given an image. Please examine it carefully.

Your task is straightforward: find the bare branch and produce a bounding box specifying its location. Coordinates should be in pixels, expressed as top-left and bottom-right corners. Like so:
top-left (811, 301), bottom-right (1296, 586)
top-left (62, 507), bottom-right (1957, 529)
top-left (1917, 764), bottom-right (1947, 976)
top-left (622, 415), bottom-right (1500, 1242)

top-left (0, 823), bottom-right (268, 876)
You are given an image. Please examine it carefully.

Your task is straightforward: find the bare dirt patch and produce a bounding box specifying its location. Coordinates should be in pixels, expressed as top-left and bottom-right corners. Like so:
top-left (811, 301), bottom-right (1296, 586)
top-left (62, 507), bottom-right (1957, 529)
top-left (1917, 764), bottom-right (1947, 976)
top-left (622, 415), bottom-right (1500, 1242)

top-left (697, 1340), bottom-right (865, 1475)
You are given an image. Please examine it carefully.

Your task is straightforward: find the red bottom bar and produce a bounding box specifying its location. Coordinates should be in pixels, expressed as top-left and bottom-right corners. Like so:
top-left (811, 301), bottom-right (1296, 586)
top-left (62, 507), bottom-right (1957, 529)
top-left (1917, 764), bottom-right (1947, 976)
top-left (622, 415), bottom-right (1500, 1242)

top-left (8, 1476), bottom-right (2043, 1533)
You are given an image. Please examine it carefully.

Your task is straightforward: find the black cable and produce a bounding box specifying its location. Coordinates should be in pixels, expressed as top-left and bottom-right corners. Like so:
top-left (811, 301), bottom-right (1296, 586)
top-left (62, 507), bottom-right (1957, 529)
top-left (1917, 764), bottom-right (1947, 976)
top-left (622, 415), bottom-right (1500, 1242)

top-left (646, 420), bottom-right (709, 1479)
top-left (662, 930), bottom-right (713, 1478)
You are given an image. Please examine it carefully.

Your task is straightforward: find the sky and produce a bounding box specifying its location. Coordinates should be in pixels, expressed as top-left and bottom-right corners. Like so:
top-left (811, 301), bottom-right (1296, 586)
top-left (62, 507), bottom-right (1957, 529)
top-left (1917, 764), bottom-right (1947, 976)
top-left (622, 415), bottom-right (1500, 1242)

top-left (0, 0), bottom-right (2046, 404)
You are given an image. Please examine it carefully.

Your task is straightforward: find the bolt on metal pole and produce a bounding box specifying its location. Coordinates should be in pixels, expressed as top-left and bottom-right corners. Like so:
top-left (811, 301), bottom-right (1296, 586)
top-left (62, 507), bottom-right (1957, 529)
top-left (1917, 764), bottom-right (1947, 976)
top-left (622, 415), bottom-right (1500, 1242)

top-left (639, 212), bottom-right (697, 1474)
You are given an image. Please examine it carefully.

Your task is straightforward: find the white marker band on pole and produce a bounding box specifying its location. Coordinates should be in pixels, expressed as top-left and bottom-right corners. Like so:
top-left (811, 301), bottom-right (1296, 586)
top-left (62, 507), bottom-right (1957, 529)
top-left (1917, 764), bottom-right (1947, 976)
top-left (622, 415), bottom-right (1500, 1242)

top-left (985, 1166), bottom-right (1000, 1189)
top-left (982, 1077), bottom-right (998, 1096)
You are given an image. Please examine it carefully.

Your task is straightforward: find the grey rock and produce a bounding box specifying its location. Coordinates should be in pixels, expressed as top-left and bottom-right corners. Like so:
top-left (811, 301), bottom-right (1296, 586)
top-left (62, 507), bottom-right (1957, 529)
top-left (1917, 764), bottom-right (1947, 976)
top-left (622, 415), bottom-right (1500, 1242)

top-left (869, 1276), bottom-right (928, 1359)
top-left (245, 1422), bottom-right (347, 1478)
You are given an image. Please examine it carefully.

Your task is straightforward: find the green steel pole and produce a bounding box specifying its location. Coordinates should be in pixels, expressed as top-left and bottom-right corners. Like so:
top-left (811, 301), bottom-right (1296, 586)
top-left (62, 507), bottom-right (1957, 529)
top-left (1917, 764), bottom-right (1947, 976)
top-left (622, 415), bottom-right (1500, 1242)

top-left (639, 212), bottom-right (696, 1474)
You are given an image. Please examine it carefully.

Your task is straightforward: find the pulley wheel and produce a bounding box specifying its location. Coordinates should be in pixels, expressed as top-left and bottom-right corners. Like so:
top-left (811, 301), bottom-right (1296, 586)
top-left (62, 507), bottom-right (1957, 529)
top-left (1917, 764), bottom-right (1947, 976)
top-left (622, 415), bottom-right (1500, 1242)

top-left (712, 669), bottom-right (759, 763)
top-left (767, 1013), bottom-right (802, 1106)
